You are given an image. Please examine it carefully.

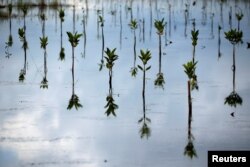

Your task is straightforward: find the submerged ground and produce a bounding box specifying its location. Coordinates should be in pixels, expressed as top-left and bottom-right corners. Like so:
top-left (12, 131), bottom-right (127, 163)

top-left (0, 0), bottom-right (250, 166)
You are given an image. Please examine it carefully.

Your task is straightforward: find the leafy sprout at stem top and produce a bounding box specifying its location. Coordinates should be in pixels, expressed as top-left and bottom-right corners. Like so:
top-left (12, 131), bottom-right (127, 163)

top-left (59, 9), bottom-right (65, 22)
top-left (154, 18), bottom-right (165, 35)
top-left (104, 48), bottom-right (118, 70)
top-left (225, 29), bottom-right (243, 45)
top-left (98, 15), bottom-right (104, 27)
top-left (40, 36), bottom-right (48, 49)
top-left (67, 32), bottom-right (82, 47)
top-left (129, 19), bottom-right (138, 30)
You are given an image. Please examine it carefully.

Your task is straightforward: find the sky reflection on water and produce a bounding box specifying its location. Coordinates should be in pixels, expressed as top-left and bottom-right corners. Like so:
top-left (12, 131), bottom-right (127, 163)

top-left (0, 0), bottom-right (250, 166)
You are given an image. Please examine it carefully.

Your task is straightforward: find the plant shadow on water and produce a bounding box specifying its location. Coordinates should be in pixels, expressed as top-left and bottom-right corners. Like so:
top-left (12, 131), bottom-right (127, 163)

top-left (104, 48), bottom-right (119, 117)
top-left (224, 29), bottom-right (243, 117)
top-left (138, 49), bottom-right (152, 139)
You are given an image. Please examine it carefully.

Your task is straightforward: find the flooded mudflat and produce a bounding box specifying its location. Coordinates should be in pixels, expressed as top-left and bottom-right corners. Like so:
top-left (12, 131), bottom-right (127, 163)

top-left (0, 0), bottom-right (250, 166)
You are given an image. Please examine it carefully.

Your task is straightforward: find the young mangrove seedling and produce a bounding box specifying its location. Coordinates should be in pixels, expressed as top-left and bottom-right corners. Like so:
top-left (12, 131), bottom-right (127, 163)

top-left (138, 49), bottom-right (152, 139)
top-left (129, 19), bottom-right (138, 77)
top-left (224, 29), bottom-right (243, 111)
top-left (104, 48), bottom-right (119, 117)
top-left (67, 31), bottom-right (83, 110)
top-left (154, 18), bottom-right (165, 88)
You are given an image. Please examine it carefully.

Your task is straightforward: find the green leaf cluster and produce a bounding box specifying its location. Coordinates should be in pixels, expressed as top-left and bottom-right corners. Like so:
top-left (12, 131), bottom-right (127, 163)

top-left (40, 36), bottom-right (48, 49)
top-left (59, 9), bottom-right (65, 22)
top-left (183, 61), bottom-right (198, 90)
top-left (138, 49), bottom-right (151, 71)
top-left (19, 69), bottom-right (25, 82)
top-left (21, 5), bottom-right (28, 17)
top-left (67, 32), bottom-right (82, 47)
top-left (154, 18), bottom-right (165, 35)
top-left (184, 141), bottom-right (197, 159)
top-left (40, 77), bottom-right (48, 89)
top-left (129, 19), bottom-right (138, 30)
top-left (224, 91), bottom-right (243, 107)
top-left (18, 28), bottom-right (28, 49)
top-left (40, 13), bottom-right (46, 21)
top-left (59, 47), bottom-right (65, 61)
top-left (139, 122), bottom-right (151, 139)
top-left (104, 95), bottom-right (118, 116)
top-left (236, 12), bottom-right (244, 21)
top-left (130, 67), bottom-right (138, 77)
top-left (191, 30), bottom-right (199, 46)
top-left (98, 15), bottom-right (104, 27)
top-left (67, 94), bottom-right (83, 110)
top-left (225, 29), bottom-right (243, 45)
top-left (104, 48), bottom-right (118, 70)
top-left (154, 72), bottom-right (165, 88)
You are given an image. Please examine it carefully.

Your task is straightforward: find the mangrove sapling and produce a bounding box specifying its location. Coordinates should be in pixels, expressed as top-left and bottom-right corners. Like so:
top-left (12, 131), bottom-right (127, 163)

top-left (190, 25), bottom-right (199, 90)
top-left (224, 29), bottom-right (243, 114)
top-left (104, 48), bottom-right (119, 116)
top-left (59, 8), bottom-right (65, 61)
top-left (138, 50), bottom-right (151, 138)
top-left (67, 31), bottom-right (83, 110)
top-left (154, 18), bottom-right (165, 89)
top-left (183, 60), bottom-right (197, 159)
top-left (98, 15), bottom-right (105, 71)
top-left (138, 49), bottom-right (152, 139)
top-left (235, 12), bottom-right (243, 31)
top-left (129, 19), bottom-right (138, 77)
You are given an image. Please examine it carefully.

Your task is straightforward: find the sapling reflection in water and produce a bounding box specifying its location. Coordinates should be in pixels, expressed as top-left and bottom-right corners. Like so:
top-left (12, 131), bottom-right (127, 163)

top-left (59, 8), bottom-right (65, 61)
top-left (235, 12), bottom-right (243, 31)
top-left (138, 49), bottom-right (152, 139)
top-left (5, 3), bottom-right (13, 58)
top-left (98, 15), bottom-right (105, 71)
top-left (154, 18), bottom-right (165, 89)
top-left (129, 19), bottom-right (138, 77)
top-left (67, 31), bottom-right (83, 110)
top-left (104, 48), bottom-right (119, 116)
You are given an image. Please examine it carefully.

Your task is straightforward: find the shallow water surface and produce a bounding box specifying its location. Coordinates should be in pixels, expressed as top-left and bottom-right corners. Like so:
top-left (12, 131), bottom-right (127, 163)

top-left (0, 0), bottom-right (250, 166)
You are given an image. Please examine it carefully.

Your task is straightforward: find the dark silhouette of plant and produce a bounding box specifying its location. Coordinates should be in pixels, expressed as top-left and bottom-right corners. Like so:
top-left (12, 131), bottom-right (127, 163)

top-left (67, 31), bottom-right (83, 110)
top-left (59, 8), bottom-right (65, 61)
top-left (98, 15), bottom-right (105, 71)
top-left (129, 19), bottom-right (138, 77)
top-left (138, 49), bottom-right (152, 139)
top-left (104, 48), bottom-right (119, 116)
top-left (154, 18), bottom-right (165, 89)
top-left (235, 12), bottom-right (243, 31)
